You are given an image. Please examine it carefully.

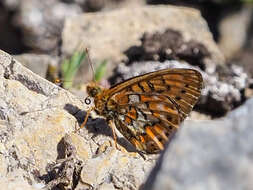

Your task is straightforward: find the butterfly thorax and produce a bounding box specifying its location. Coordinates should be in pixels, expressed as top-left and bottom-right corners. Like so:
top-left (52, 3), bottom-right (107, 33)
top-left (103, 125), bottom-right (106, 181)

top-left (86, 83), bottom-right (115, 119)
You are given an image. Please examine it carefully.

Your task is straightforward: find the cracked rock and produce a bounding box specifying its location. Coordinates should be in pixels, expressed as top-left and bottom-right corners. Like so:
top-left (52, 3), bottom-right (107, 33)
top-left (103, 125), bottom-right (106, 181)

top-left (0, 50), bottom-right (155, 190)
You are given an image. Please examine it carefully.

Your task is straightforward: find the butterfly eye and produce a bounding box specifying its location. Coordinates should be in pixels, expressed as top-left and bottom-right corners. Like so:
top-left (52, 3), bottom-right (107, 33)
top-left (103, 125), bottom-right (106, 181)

top-left (90, 89), bottom-right (98, 97)
top-left (85, 97), bottom-right (91, 105)
top-left (87, 86), bottom-right (100, 97)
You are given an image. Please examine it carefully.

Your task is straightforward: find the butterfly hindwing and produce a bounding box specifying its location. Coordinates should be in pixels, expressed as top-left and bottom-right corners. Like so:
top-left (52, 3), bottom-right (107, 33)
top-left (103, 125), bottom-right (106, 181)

top-left (114, 102), bottom-right (178, 153)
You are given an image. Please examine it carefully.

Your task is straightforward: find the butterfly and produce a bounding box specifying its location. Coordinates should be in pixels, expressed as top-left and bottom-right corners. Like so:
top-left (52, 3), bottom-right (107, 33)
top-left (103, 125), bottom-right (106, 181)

top-left (81, 67), bottom-right (203, 154)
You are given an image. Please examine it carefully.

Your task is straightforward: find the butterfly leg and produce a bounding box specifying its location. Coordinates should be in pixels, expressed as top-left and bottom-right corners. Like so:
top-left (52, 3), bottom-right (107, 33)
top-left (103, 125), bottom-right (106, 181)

top-left (75, 107), bottom-right (94, 132)
top-left (108, 120), bottom-right (119, 150)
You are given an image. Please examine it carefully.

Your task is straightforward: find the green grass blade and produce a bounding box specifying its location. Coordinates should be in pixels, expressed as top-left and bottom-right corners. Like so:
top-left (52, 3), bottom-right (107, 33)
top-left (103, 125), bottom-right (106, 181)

top-left (95, 60), bottom-right (107, 82)
top-left (61, 51), bottom-right (86, 89)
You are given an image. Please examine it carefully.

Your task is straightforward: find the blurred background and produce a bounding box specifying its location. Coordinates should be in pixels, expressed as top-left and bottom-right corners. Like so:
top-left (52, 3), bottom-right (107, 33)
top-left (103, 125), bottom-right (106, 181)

top-left (1, 1), bottom-right (253, 189)
top-left (0, 0), bottom-right (252, 117)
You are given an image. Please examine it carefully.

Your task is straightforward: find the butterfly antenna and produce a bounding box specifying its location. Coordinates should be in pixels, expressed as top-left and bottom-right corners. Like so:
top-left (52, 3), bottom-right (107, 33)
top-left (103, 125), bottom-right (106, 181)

top-left (85, 48), bottom-right (96, 82)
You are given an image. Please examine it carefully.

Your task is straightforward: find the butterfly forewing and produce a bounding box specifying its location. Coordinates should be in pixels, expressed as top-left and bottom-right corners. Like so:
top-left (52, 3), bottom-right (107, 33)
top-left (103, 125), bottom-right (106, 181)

top-left (102, 68), bottom-right (203, 153)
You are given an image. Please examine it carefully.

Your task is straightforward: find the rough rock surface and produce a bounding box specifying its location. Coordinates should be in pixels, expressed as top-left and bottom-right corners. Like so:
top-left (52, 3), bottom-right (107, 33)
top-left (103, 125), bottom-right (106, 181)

top-left (124, 29), bottom-right (211, 69)
top-left (0, 50), bottom-right (155, 189)
top-left (144, 97), bottom-right (253, 190)
top-left (218, 5), bottom-right (252, 59)
top-left (14, 53), bottom-right (59, 79)
top-left (62, 5), bottom-right (224, 65)
top-left (1, 0), bottom-right (146, 54)
top-left (0, 49), bottom-right (84, 188)
top-left (12, 0), bottom-right (82, 53)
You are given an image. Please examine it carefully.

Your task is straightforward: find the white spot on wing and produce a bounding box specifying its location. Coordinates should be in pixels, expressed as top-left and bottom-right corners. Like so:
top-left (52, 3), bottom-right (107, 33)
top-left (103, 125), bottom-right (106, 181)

top-left (157, 103), bottom-right (166, 110)
top-left (152, 95), bottom-right (160, 100)
top-left (136, 110), bottom-right (145, 122)
top-left (119, 115), bottom-right (124, 121)
top-left (129, 95), bottom-right (140, 104)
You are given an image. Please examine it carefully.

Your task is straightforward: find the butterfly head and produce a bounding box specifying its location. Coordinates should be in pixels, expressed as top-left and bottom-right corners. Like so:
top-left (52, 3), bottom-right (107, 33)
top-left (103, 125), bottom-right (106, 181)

top-left (86, 83), bottom-right (107, 115)
top-left (87, 83), bottom-right (102, 98)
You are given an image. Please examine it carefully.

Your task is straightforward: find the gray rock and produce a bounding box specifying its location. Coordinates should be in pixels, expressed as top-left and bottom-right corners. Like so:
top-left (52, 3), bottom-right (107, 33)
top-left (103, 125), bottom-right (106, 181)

top-left (61, 4), bottom-right (226, 94)
top-left (218, 5), bottom-right (252, 60)
top-left (2, 0), bottom-right (145, 54)
top-left (144, 98), bottom-right (253, 190)
top-left (62, 5), bottom-right (224, 77)
top-left (0, 49), bottom-right (85, 188)
top-left (13, 0), bottom-right (82, 52)
top-left (0, 50), bottom-right (155, 189)
top-left (14, 53), bottom-right (59, 78)
top-left (2, 0), bottom-right (20, 10)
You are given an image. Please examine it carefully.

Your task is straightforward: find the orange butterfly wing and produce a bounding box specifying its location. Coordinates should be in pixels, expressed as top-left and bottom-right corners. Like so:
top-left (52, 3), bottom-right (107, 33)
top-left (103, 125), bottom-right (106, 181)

top-left (103, 69), bottom-right (203, 153)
